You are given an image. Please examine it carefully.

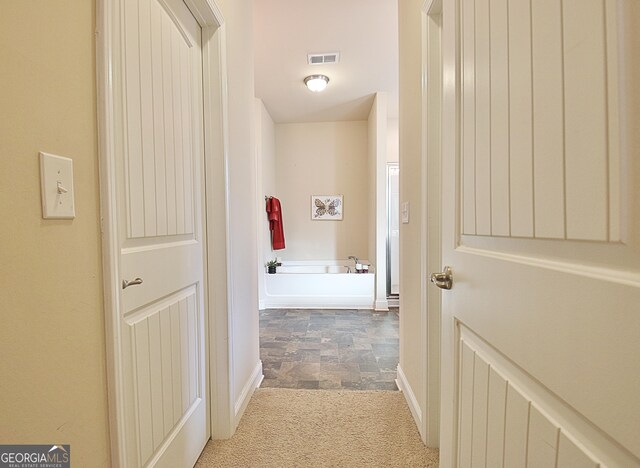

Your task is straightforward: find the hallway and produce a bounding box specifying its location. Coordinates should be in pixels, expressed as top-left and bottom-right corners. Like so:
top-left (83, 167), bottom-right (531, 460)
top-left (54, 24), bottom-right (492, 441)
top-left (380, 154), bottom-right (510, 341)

top-left (195, 388), bottom-right (438, 467)
top-left (260, 309), bottom-right (399, 390)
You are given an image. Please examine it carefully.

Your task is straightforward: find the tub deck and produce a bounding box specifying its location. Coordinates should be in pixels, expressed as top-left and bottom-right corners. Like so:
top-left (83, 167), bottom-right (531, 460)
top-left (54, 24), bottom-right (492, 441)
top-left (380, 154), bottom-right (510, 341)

top-left (263, 261), bottom-right (375, 309)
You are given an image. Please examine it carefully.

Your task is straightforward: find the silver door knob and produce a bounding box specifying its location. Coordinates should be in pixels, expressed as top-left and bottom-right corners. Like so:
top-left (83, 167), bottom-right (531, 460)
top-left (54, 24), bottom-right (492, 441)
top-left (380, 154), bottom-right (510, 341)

top-left (122, 277), bottom-right (144, 289)
top-left (430, 266), bottom-right (453, 290)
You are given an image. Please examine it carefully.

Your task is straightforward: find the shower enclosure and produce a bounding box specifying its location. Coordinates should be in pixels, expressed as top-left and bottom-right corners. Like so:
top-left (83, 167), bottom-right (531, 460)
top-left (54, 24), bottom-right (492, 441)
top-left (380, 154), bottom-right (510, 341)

top-left (386, 163), bottom-right (400, 298)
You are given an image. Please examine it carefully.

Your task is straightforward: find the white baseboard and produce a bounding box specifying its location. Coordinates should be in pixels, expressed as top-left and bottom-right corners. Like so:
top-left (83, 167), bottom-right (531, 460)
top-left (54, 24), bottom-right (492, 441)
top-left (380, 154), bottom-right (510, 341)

top-left (234, 360), bottom-right (263, 428)
top-left (375, 299), bottom-right (389, 311)
top-left (396, 364), bottom-right (423, 439)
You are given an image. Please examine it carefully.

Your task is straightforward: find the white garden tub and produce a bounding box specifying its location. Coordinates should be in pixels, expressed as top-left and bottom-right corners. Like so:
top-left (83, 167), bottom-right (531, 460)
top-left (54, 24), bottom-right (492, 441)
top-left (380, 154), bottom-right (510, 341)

top-left (263, 261), bottom-right (375, 309)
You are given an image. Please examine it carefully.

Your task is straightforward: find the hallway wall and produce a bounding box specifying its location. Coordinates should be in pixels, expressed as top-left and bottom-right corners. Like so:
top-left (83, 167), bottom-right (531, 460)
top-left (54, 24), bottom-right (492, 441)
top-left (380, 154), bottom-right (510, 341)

top-left (217, 0), bottom-right (262, 424)
top-left (0, 1), bottom-right (110, 465)
top-left (398, 0), bottom-right (426, 440)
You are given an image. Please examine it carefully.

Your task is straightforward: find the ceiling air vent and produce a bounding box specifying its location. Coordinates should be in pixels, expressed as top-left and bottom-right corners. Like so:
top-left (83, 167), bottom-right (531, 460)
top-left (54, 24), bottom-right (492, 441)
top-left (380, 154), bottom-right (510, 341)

top-left (307, 52), bottom-right (340, 65)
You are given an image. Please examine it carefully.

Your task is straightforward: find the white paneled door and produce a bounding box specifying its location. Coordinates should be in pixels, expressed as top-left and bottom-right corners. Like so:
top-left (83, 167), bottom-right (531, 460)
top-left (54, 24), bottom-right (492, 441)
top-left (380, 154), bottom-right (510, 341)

top-left (116, 0), bottom-right (207, 466)
top-left (439, 0), bottom-right (640, 466)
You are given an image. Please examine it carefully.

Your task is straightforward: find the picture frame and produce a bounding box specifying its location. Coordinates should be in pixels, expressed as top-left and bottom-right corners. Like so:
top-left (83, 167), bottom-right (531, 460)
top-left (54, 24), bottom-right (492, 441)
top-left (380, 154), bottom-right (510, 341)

top-left (311, 195), bottom-right (343, 220)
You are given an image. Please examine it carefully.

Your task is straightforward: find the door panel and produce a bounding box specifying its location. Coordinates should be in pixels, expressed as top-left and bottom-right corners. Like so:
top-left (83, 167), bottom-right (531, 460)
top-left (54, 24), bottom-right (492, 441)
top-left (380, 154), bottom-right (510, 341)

top-left (488, 0), bottom-right (509, 237)
top-left (460, 0), bottom-right (620, 242)
top-left (116, 0), bottom-right (207, 466)
top-left (127, 287), bottom-right (200, 464)
top-left (123, 0), bottom-right (196, 240)
top-left (457, 328), bottom-right (604, 467)
top-left (440, 0), bottom-right (640, 465)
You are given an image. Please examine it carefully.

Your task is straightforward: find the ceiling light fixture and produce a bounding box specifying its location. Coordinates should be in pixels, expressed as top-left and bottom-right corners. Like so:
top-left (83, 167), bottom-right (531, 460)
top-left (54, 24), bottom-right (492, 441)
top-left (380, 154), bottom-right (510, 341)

top-left (304, 74), bottom-right (330, 93)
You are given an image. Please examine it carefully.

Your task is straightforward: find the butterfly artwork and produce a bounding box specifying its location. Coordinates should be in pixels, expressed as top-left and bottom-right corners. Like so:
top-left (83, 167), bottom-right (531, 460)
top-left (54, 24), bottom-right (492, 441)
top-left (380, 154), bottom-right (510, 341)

top-left (311, 195), bottom-right (343, 220)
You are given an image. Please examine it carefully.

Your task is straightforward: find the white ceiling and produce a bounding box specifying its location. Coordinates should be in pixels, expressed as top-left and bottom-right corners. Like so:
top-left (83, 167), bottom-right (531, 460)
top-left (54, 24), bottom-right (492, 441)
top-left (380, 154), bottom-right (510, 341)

top-left (253, 0), bottom-right (399, 124)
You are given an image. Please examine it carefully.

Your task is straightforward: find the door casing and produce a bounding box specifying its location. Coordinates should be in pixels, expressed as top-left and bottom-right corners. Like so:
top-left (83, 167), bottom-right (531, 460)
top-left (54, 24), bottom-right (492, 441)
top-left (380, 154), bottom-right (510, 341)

top-left (421, 0), bottom-right (443, 448)
top-left (96, 0), bottom-right (234, 465)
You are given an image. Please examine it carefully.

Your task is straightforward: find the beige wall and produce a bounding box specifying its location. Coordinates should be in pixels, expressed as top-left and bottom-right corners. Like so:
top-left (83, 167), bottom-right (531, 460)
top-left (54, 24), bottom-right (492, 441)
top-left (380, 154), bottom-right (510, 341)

top-left (368, 94), bottom-right (389, 309)
top-left (256, 100), bottom-right (277, 264)
top-left (398, 0), bottom-right (425, 424)
top-left (255, 98), bottom-right (276, 309)
top-left (217, 0), bottom-right (261, 414)
top-left (387, 118), bottom-right (399, 162)
top-left (0, 1), bottom-right (110, 466)
top-left (368, 106), bottom-right (379, 272)
top-left (274, 121), bottom-right (369, 261)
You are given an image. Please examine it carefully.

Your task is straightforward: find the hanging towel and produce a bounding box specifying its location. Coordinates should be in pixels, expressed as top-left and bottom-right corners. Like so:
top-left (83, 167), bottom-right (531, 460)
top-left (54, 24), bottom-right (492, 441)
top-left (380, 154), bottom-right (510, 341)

top-left (266, 197), bottom-right (286, 250)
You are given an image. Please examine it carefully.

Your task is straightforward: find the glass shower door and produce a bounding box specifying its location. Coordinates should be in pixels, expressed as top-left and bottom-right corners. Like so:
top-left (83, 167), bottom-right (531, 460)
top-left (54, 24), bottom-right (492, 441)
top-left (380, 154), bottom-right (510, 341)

top-left (387, 163), bottom-right (400, 297)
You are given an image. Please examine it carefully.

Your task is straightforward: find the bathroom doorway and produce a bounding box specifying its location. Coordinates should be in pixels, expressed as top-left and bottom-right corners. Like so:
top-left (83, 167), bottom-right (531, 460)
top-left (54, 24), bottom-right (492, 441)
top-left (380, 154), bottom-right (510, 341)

top-left (386, 163), bottom-right (400, 300)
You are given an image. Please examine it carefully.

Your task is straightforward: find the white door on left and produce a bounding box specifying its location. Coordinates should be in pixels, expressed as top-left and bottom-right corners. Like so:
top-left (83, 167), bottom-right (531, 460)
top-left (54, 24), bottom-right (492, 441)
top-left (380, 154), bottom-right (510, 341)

top-left (112, 0), bottom-right (208, 466)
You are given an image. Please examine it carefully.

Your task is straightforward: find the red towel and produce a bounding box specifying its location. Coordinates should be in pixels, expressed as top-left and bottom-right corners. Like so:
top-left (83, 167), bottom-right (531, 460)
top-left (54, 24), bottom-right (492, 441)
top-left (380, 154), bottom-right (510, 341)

top-left (266, 197), bottom-right (286, 250)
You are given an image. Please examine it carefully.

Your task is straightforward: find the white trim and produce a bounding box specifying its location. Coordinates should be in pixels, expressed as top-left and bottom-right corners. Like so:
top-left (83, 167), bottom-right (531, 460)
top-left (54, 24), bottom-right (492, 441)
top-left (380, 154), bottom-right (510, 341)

top-left (396, 365), bottom-right (423, 432)
top-left (97, 0), bottom-right (234, 465)
top-left (183, 0), bottom-right (223, 26)
top-left (374, 299), bottom-right (389, 311)
top-left (233, 360), bottom-right (263, 427)
top-left (96, 1), bottom-right (126, 464)
top-left (424, 0), bottom-right (442, 15)
top-left (438, 0), bottom-right (461, 462)
top-left (421, 0), bottom-right (443, 448)
top-left (457, 244), bottom-right (640, 288)
top-left (376, 94), bottom-right (389, 310)
top-left (255, 99), bottom-right (267, 314)
top-left (201, 17), bottom-right (236, 440)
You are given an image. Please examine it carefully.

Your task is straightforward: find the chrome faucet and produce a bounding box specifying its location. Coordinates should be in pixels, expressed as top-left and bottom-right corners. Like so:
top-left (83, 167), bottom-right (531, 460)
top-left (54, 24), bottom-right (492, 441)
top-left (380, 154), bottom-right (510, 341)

top-left (348, 256), bottom-right (359, 267)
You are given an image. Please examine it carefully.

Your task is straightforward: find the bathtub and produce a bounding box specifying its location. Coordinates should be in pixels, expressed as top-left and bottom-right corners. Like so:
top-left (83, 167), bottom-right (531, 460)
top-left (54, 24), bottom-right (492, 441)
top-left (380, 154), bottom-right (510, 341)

top-left (263, 261), bottom-right (375, 309)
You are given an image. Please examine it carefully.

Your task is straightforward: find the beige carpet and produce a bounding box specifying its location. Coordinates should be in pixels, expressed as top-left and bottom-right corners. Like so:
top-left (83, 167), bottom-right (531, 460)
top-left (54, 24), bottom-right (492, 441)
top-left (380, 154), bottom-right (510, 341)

top-left (196, 388), bottom-right (439, 467)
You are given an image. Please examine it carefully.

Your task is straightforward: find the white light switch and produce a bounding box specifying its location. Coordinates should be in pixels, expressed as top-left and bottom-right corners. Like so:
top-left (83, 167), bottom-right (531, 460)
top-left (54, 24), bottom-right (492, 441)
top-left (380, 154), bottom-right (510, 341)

top-left (402, 201), bottom-right (410, 224)
top-left (40, 152), bottom-right (75, 219)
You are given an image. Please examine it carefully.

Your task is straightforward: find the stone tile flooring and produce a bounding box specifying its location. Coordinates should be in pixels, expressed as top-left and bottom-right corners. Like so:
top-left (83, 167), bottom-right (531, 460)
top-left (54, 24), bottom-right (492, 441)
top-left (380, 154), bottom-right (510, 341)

top-left (260, 308), bottom-right (399, 390)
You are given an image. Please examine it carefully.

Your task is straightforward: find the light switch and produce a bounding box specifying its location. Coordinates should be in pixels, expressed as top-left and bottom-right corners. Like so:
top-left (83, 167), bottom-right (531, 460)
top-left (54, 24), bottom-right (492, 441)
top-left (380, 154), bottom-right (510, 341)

top-left (40, 152), bottom-right (75, 219)
top-left (402, 201), bottom-right (410, 224)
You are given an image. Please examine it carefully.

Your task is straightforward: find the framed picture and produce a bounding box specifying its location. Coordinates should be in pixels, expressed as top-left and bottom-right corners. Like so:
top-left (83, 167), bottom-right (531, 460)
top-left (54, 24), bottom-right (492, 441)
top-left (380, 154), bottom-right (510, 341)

top-left (311, 195), bottom-right (343, 220)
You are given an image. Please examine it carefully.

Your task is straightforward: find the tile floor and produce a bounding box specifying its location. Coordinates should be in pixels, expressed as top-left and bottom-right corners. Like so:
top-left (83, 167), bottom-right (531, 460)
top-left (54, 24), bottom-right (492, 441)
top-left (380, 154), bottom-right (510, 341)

top-left (260, 308), bottom-right (399, 390)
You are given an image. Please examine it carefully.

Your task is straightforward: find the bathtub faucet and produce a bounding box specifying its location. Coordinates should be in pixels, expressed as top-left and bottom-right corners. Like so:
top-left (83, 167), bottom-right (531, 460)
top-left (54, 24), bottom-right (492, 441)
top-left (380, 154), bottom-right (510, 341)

top-left (348, 256), bottom-right (359, 268)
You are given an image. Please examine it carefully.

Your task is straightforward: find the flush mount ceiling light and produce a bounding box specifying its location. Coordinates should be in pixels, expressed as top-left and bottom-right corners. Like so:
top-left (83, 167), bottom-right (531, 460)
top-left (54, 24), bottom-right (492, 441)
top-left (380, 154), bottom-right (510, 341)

top-left (304, 74), bottom-right (330, 93)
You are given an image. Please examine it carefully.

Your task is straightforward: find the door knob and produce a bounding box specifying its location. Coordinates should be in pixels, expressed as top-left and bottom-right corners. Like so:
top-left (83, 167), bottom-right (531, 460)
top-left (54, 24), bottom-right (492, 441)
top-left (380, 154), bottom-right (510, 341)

top-left (122, 277), bottom-right (144, 289)
top-left (430, 266), bottom-right (453, 290)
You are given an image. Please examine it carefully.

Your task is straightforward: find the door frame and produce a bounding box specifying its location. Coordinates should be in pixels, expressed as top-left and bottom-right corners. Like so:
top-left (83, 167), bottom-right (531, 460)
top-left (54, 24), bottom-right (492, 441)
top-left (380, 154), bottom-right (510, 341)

top-left (96, 0), bottom-right (234, 465)
top-left (420, 0), bottom-right (443, 447)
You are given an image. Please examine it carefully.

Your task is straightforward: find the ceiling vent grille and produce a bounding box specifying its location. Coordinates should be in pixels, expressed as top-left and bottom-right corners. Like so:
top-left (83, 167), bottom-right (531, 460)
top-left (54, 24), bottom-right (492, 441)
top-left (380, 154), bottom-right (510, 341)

top-left (308, 52), bottom-right (340, 65)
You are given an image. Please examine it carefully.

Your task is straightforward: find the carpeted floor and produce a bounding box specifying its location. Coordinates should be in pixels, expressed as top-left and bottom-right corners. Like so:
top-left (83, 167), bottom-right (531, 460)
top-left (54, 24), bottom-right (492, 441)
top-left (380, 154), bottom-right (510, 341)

top-left (195, 388), bottom-right (439, 467)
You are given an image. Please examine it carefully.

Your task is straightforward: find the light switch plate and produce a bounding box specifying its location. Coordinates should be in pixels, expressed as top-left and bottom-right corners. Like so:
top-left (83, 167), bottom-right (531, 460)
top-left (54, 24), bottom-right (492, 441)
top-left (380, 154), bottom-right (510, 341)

top-left (40, 152), bottom-right (75, 219)
top-left (402, 201), bottom-right (410, 224)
